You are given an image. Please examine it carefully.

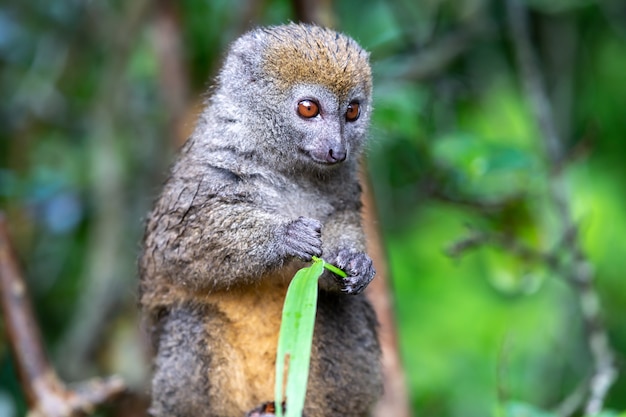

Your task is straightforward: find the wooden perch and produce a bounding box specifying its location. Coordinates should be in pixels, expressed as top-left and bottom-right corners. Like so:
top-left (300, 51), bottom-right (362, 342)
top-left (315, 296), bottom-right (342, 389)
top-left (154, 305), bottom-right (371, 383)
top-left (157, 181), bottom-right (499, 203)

top-left (0, 213), bottom-right (126, 417)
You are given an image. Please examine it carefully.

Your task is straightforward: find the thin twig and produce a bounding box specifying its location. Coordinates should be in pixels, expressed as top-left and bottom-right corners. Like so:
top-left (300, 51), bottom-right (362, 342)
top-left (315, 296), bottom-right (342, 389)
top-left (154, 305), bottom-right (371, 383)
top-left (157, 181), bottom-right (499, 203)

top-left (505, 0), bottom-right (617, 414)
top-left (446, 229), bottom-right (558, 269)
top-left (0, 213), bottom-right (126, 417)
top-left (506, 0), bottom-right (562, 167)
top-left (428, 186), bottom-right (524, 215)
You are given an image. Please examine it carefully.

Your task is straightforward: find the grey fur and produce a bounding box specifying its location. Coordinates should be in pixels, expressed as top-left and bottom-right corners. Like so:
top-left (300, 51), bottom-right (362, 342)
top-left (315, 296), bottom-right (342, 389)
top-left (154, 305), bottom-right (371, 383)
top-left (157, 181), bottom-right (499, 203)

top-left (139, 23), bottom-right (382, 417)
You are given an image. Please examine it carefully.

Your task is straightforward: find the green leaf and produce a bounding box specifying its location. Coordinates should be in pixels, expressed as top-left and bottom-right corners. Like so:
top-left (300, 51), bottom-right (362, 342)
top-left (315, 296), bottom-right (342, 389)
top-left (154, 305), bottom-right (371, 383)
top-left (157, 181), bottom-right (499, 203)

top-left (275, 259), bottom-right (325, 417)
top-left (312, 255), bottom-right (347, 278)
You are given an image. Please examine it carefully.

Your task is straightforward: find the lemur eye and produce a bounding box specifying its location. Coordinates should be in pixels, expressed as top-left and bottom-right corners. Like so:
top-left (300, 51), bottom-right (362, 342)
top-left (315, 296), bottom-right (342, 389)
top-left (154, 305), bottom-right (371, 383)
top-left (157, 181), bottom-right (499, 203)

top-left (297, 100), bottom-right (320, 118)
top-left (346, 102), bottom-right (360, 122)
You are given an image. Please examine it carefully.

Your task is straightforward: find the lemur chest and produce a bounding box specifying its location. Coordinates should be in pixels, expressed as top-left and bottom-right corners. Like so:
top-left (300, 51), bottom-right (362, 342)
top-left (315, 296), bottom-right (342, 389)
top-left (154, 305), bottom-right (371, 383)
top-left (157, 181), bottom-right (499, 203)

top-left (263, 181), bottom-right (336, 220)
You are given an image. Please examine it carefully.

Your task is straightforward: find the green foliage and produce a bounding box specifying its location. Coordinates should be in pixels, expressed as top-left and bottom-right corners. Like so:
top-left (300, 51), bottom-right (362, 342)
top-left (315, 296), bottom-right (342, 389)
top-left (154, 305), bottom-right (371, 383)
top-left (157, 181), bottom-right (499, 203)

top-left (588, 412), bottom-right (626, 417)
top-left (498, 401), bottom-right (559, 417)
top-left (499, 401), bottom-right (626, 417)
top-left (432, 131), bottom-right (540, 198)
top-left (359, 3), bottom-right (626, 416)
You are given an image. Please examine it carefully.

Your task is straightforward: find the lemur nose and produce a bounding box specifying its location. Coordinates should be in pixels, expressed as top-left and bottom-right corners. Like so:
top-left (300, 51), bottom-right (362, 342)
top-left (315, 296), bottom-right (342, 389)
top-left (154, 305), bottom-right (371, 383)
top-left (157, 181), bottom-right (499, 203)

top-left (327, 147), bottom-right (347, 163)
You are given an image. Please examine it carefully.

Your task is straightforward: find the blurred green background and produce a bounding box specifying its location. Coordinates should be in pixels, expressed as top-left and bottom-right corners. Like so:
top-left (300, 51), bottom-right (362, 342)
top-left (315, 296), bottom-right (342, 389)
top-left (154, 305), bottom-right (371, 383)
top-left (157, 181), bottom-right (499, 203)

top-left (1, 1), bottom-right (625, 416)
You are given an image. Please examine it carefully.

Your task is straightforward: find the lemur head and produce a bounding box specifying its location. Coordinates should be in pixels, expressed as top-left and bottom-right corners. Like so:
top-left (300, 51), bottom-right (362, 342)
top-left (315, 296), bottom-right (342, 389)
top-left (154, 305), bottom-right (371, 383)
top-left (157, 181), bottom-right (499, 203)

top-left (213, 23), bottom-right (373, 171)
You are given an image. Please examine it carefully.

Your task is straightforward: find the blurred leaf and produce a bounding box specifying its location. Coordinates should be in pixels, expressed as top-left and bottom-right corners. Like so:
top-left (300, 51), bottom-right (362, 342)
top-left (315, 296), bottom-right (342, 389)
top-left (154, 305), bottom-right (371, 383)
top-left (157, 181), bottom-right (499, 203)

top-left (585, 411), bottom-right (626, 417)
top-left (498, 401), bottom-right (558, 417)
top-left (0, 391), bottom-right (16, 417)
top-left (0, 170), bottom-right (18, 198)
top-left (459, 81), bottom-right (539, 149)
top-left (432, 132), bottom-right (539, 197)
top-left (372, 81), bottom-right (428, 142)
top-left (477, 246), bottom-right (547, 296)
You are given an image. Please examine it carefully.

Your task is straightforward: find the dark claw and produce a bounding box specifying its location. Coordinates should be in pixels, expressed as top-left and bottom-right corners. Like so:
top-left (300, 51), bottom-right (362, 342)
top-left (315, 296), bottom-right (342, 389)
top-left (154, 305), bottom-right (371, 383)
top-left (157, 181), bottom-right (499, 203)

top-left (331, 249), bottom-right (376, 295)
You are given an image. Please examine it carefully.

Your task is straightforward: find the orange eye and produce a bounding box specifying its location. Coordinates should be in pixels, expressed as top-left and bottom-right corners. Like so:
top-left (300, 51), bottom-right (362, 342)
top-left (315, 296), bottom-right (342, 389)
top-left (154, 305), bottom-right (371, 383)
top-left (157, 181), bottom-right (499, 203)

top-left (297, 100), bottom-right (320, 118)
top-left (346, 102), bottom-right (360, 122)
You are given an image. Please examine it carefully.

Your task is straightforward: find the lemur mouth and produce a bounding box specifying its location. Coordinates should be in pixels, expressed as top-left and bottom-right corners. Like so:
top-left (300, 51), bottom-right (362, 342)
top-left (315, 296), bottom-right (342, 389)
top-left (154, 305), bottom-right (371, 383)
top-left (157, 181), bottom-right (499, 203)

top-left (301, 149), bottom-right (346, 166)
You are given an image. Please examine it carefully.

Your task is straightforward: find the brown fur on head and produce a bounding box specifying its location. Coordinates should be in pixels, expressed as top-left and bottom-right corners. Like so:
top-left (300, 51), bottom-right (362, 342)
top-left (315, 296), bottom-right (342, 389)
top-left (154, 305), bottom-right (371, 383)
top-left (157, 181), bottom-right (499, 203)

top-left (260, 24), bottom-right (372, 100)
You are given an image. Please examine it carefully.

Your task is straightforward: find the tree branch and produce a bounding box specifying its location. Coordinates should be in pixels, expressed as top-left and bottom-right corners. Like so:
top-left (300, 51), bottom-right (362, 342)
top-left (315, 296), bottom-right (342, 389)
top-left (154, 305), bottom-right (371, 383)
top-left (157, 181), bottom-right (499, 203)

top-left (0, 213), bottom-right (125, 417)
top-left (427, 186), bottom-right (524, 215)
top-left (362, 170), bottom-right (413, 417)
top-left (446, 229), bottom-right (558, 269)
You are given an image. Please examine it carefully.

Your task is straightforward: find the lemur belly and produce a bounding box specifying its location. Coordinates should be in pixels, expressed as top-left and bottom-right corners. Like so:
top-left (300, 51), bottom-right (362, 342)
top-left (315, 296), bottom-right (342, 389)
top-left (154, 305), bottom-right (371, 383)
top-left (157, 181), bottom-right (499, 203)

top-left (205, 276), bottom-right (292, 414)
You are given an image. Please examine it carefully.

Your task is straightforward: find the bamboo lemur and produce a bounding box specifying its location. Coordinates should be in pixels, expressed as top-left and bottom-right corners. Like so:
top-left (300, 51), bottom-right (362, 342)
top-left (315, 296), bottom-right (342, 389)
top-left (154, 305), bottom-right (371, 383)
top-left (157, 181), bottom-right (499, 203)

top-left (139, 23), bottom-right (382, 417)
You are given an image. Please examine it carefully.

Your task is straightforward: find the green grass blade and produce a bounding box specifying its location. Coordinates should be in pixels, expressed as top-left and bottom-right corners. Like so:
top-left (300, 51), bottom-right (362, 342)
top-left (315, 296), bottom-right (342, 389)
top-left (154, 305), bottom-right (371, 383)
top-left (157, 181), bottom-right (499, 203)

top-left (312, 255), bottom-right (348, 278)
top-left (275, 258), bottom-right (324, 417)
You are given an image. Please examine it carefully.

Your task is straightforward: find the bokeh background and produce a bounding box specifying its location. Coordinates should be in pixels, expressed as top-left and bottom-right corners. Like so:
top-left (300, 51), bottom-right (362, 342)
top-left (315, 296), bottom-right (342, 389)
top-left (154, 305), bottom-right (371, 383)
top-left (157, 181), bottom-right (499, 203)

top-left (1, 1), bottom-right (625, 416)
